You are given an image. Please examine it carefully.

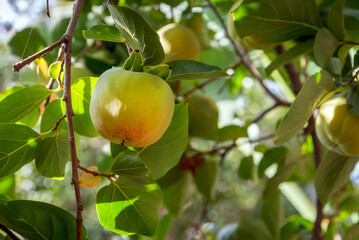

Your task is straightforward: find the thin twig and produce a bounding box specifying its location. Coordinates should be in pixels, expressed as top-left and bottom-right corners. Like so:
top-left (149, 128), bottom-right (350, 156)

top-left (125, 42), bottom-right (133, 55)
top-left (181, 78), bottom-right (218, 97)
top-left (348, 69), bottom-right (359, 86)
top-left (78, 165), bottom-right (116, 179)
top-left (51, 115), bottom-right (66, 132)
top-left (12, 37), bottom-right (67, 72)
top-left (251, 102), bottom-right (289, 124)
top-left (62, 0), bottom-right (85, 239)
top-left (0, 224), bottom-right (20, 240)
top-left (248, 133), bottom-right (276, 144)
top-left (46, 0), bottom-right (50, 18)
top-left (75, 41), bottom-right (96, 62)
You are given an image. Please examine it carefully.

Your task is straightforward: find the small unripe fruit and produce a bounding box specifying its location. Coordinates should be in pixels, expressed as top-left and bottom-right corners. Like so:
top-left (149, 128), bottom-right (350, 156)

top-left (158, 23), bottom-right (201, 62)
top-left (316, 95), bottom-right (359, 156)
top-left (90, 68), bottom-right (174, 147)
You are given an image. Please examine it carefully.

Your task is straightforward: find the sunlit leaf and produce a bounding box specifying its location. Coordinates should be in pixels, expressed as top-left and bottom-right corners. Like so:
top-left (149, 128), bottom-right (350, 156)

top-left (83, 24), bottom-right (123, 42)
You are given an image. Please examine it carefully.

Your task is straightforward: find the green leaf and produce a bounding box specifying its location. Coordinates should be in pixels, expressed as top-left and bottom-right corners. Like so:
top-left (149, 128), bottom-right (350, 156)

top-left (0, 194), bottom-right (12, 204)
top-left (35, 130), bottom-right (70, 178)
top-left (63, 77), bottom-right (99, 137)
top-left (9, 28), bottom-right (47, 59)
top-left (280, 215), bottom-right (313, 240)
top-left (264, 160), bottom-right (300, 198)
top-left (155, 214), bottom-right (174, 240)
top-left (110, 142), bottom-right (128, 158)
top-left (107, 5), bottom-right (164, 66)
top-left (158, 167), bottom-right (192, 216)
top-left (218, 125), bottom-right (248, 142)
top-left (238, 156), bottom-right (254, 180)
top-left (260, 190), bottom-right (283, 239)
top-left (315, 151), bottom-right (358, 203)
top-left (280, 182), bottom-right (316, 222)
top-left (148, 65), bottom-right (172, 80)
top-left (188, 94), bottom-right (218, 140)
top-left (0, 175), bottom-right (15, 199)
top-left (0, 200), bottom-right (87, 240)
top-left (344, 222), bottom-right (359, 240)
top-left (274, 71), bottom-right (336, 146)
top-left (0, 86), bottom-right (40, 128)
top-left (340, 194), bottom-right (359, 217)
top-left (41, 99), bottom-right (67, 133)
top-left (232, 0), bottom-right (321, 43)
top-left (111, 150), bottom-right (150, 177)
top-left (228, 65), bottom-right (247, 95)
top-left (140, 104), bottom-right (188, 180)
top-left (258, 147), bottom-right (288, 178)
top-left (0, 124), bottom-right (40, 179)
top-left (166, 60), bottom-right (228, 81)
top-left (194, 158), bottom-right (219, 201)
top-left (48, 61), bottom-right (63, 79)
top-left (266, 39), bottom-right (314, 75)
top-left (235, 214), bottom-right (272, 240)
top-left (314, 28), bottom-right (340, 68)
top-left (327, 0), bottom-right (346, 40)
top-left (96, 176), bottom-right (162, 236)
top-left (0, 85), bottom-right (52, 123)
top-left (83, 24), bottom-right (123, 42)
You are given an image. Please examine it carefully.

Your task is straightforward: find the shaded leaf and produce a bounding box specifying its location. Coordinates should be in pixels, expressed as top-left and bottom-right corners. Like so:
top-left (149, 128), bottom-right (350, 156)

top-left (96, 176), bottom-right (162, 236)
top-left (315, 151), bottom-right (358, 203)
top-left (0, 124), bottom-right (40, 179)
top-left (266, 39), bottom-right (314, 75)
top-left (314, 28), bottom-right (340, 68)
top-left (111, 150), bottom-right (150, 177)
top-left (261, 190), bottom-right (283, 239)
top-left (194, 158), bottom-right (219, 201)
top-left (218, 125), bottom-right (247, 142)
top-left (344, 222), bottom-right (359, 240)
top-left (40, 99), bottom-right (67, 133)
top-left (280, 215), bottom-right (313, 240)
top-left (274, 71), bottom-right (336, 146)
top-left (0, 200), bottom-right (87, 240)
top-left (0, 85), bottom-right (52, 123)
top-left (188, 94), bottom-right (218, 140)
top-left (83, 24), bottom-right (123, 42)
top-left (258, 147), bottom-right (288, 178)
top-left (327, 0), bottom-right (346, 40)
top-left (232, 0), bottom-right (321, 43)
top-left (158, 167), bottom-right (192, 216)
top-left (155, 214), bottom-right (174, 240)
top-left (238, 156), bottom-right (254, 180)
top-left (107, 5), bottom-right (164, 65)
top-left (235, 214), bottom-right (272, 240)
top-left (110, 142), bottom-right (128, 158)
top-left (166, 60), bottom-right (228, 81)
top-left (35, 130), bottom-right (70, 178)
top-left (140, 104), bottom-right (188, 180)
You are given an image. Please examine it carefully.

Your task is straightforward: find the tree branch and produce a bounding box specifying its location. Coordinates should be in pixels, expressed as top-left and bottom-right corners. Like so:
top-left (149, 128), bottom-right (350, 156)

top-left (51, 114), bottom-right (66, 132)
top-left (46, 0), bottom-right (50, 18)
top-left (0, 224), bottom-right (20, 240)
top-left (62, 0), bottom-right (85, 239)
top-left (251, 102), bottom-right (289, 124)
top-left (12, 37), bottom-right (67, 72)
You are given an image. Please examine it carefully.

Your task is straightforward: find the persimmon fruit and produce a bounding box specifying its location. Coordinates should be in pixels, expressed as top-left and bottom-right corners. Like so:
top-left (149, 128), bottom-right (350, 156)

top-left (90, 68), bottom-right (174, 147)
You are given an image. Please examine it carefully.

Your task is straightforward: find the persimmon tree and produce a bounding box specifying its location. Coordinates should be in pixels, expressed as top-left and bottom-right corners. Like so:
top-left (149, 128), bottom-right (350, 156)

top-left (1, 0), bottom-right (359, 240)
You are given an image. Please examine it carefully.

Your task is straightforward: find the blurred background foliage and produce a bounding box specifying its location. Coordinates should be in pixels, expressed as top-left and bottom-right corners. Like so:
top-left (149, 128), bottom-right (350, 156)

top-left (1, 0), bottom-right (359, 239)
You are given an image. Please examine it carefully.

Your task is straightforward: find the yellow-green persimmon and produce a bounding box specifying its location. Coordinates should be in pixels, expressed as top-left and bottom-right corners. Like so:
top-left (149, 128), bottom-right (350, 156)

top-left (158, 23), bottom-right (201, 62)
top-left (316, 95), bottom-right (359, 156)
top-left (90, 68), bottom-right (174, 147)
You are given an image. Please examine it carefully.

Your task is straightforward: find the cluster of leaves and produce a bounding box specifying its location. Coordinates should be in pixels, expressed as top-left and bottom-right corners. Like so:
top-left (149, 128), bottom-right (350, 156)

top-left (2, 0), bottom-right (359, 239)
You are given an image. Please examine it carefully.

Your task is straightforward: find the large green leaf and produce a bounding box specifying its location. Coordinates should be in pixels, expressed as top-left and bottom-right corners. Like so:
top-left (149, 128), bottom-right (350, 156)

top-left (0, 124), bottom-right (40, 179)
top-left (40, 99), bottom-right (67, 133)
top-left (235, 214), bottom-right (272, 240)
top-left (260, 190), bottom-right (283, 239)
top-left (194, 158), bottom-right (219, 201)
top-left (218, 125), bottom-right (248, 142)
top-left (0, 85), bottom-right (52, 123)
top-left (9, 28), bottom-right (47, 59)
top-left (166, 60), bottom-right (228, 81)
top-left (273, 71), bottom-right (336, 146)
top-left (188, 94), bottom-right (218, 140)
top-left (232, 0), bottom-right (321, 43)
top-left (62, 77), bottom-right (99, 137)
top-left (140, 104), bottom-right (188, 180)
top-left (238, 156), bottom-right (254, 180)
top-left (35, 130), bottom-right (70, 178)
top-left (83, 24), bottom-right (123, 42)
top-left (0, 200), bottom-right (87, 240)
top-left (266, 39), bottom-right (314, 75)
top-left (327, 0), bottom-right (346, 40)
top-left (315, 151), bottom-right (358, 203)
top-left (258, 147), bottom-right (288, 178)
top-left (158, 167), bottom-right (192, 216)
top-left (313, 28), bottom-right (340, 68)
top-left (107, 5), bottom-right (164, 66)
top-left (111, 150), bottom-right (150, 178)
top-left (96, 176), bottom-right (162, 236)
